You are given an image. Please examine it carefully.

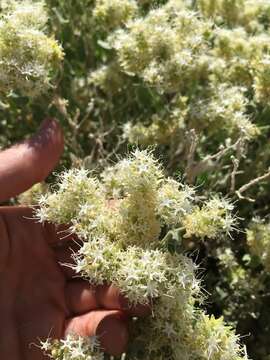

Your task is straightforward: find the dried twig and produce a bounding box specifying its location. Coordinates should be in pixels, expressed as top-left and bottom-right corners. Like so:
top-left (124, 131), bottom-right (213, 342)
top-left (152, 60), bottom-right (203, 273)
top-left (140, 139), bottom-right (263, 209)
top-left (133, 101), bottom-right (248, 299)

top-left (230, 156), bottom-right (239, 193)
top-left (184, 129), bottom-right (199, 183)
top-left (236, 168), bottom-right (270, 202)
top-left (185, 136), bottom-right (243, 184)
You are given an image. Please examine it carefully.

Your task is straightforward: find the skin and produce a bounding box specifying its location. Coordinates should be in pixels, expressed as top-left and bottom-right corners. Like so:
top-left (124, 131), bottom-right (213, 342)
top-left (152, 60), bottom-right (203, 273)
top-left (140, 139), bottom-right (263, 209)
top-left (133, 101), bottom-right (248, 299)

top-left (0, 119), bottom-right (149, 360)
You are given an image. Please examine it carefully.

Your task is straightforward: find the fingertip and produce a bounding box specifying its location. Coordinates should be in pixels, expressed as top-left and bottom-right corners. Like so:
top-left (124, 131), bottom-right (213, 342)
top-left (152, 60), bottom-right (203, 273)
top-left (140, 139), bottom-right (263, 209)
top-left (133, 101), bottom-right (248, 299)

top-left (0, 118), bottom-right (64, 202)
top-left (97, 284), bottom-right (129, 312)
top-left (97, 284), bottom-right (151, 317)
top-left (64, 310), bottom-right (129, 357)
top-left (28, 118), bottom-right (64, 182)
top-left (96, 310), bottom-right (129, 356)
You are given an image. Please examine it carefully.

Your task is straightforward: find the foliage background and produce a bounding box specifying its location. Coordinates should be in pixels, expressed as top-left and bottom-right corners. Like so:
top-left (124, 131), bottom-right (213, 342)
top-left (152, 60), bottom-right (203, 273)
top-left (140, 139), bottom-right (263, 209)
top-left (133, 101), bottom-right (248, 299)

top-left (2, 0), bottom-right (270, 358)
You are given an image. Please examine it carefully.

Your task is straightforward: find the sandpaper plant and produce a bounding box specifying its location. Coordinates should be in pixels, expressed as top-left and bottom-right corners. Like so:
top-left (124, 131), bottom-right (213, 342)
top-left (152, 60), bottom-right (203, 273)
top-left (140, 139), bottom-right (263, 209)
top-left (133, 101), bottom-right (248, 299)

top-left (36, 150), bottom-right (246, 360)
top-left (0, 0), bottom-right (63, 97)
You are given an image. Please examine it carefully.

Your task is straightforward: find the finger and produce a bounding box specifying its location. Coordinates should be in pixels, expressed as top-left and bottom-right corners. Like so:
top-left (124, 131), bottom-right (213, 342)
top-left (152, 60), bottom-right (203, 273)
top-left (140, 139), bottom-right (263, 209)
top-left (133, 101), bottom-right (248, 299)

top-left (64, 310), bottom-right (129, 356)
top-left (97, 284), bottom-right (151, 317)
top-left (66, 280), bottom-right (99, 315)
top-left (0, 118), bottom-right (64, 203)
top-left (66, 281), bottom-right (151, 317)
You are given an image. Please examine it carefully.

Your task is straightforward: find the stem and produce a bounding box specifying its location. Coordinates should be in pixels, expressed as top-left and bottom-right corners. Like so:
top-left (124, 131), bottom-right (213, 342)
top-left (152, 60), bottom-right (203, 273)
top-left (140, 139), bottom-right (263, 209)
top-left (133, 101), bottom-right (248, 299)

top-left (236, 168), bottom-right (270, 202)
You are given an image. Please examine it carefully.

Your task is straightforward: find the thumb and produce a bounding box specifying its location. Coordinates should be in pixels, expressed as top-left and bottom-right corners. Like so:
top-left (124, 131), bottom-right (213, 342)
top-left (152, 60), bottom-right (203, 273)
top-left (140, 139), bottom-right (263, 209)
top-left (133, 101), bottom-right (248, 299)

top-left (0, 118), bottom-right (64, 203)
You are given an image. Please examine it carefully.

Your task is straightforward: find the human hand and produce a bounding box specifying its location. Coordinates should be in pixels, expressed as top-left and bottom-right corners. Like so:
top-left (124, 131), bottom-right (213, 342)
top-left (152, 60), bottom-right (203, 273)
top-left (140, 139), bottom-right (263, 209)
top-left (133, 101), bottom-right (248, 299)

top-left (0, 119), bottom-right (149, 360)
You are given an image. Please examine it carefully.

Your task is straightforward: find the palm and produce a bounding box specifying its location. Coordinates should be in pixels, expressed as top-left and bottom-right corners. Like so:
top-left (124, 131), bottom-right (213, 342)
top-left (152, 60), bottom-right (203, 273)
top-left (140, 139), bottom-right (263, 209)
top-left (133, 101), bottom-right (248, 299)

top-left (0, 206), bottom-right (71, 359)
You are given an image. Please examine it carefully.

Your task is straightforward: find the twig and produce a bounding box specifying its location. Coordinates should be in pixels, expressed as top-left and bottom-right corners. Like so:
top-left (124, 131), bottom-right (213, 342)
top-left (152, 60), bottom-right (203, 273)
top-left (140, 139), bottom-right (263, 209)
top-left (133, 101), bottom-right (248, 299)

top-left (185, 137), bottom-right (243, 184)
top-left (236, 168), bottom-right (270, 202)
top-left (167, 140), bottom-right (185, 171)
top-left (184, 129), bottom-right (198, 183)
top-left (230, 156), bottom-right (239, 193)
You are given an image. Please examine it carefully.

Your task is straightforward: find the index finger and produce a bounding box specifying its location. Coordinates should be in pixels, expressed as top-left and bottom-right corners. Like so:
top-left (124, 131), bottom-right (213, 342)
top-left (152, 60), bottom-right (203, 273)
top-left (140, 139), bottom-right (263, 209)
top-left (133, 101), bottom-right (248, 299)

top-left (66, 281), bottom-right (151, 317)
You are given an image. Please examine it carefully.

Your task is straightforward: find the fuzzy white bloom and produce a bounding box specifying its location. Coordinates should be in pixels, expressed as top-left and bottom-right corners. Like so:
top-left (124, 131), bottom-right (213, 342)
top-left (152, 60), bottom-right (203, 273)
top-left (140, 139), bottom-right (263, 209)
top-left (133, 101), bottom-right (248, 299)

top-left (37, 151), bottom-right (246, 360)
top-left (89, 62), bottom-right (127, 95)
top-left (112, 0), bottom-right (212, 92)
top-left (247, 218), bottom-right (270, 270)
top-left (93, 0), bottom-right (138, 30)
top-left (36, 168), bottom-right (104, 225)
top-left (18, 182), bottom-right (48, 205)
top-left (40, 334), bottom-right (103, 360)
top-left (123, 95), bottom-right (188, 146)
top-left (183, 197), bottom-right (237, 239)
top-left (190, 83), bottom-right (259, 139)
top-left (157, 178), bottom-right (195, 225)
top-left (102, 149), bottom-right (164, 195)
top-left (0, 0), bottom-right (63, 96)
top-left (197, 0), bottom-right (270, 31)
top-left (253, 55), bottom-right (270, 105)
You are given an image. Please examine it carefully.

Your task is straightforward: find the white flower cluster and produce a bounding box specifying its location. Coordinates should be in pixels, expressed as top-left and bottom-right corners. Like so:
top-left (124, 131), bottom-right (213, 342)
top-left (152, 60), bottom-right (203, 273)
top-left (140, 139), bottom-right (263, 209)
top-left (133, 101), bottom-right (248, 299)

top-left (157, 178), bottom-right (195, 226)
top-left (183, 197), bottom-right (237, 239)
top-left (88, 0), bottom-right (270, 147)
top-left (247, 218), bottom-right (270, 271)
top-left (253, 55), bottom-right (270, 105)
top-left (123, 96), bottom-right (188, 146)
top-left (197, 0), bottom-right (270, 31)
top-left (37, 168), bottom-right (105, 225)
top-left (37, 150), bottom-right (246, 360)
top-left (40, 334), bottom-right (103, 360)
top-left (111, 1), bottom-right (212, 93)
top-left (0, 0), bottom-right (63, 96)
top-left (18, 182), bottom-right (48, 206)
top-left (189, 84), bottom-right (259, 140)
top-left (93, 0), bottom-right (138, 30)
top-left (88, 62), bottom-right (127, 95)
top-left (123, 117), bottom-right (180, 146)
